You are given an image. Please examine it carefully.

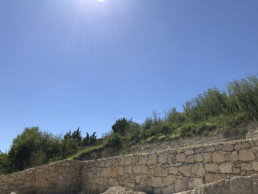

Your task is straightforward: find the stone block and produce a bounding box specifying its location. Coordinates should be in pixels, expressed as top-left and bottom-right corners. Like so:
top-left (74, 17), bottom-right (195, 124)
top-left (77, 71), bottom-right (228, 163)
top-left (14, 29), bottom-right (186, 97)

top-left (169, 167), bottom-right (178, 174)
top-left (241, 163), bottom-right (253, 171)
top-left (194, 154), bottom-right (203, 162)
top-left (158, 153), bottom-right (168, 164)
top-left (206, 146), bottom-right (215, 152)
top-left (219, 163), bottom-right (232, 173)
top-left (195, 147), bottom-right (205, 154)
top-left (175, 179), bottom-right (188, 192)
top-left (205, 163), bottom-right (218, 172)
top-left (162, 185), bottom-right (174, 194)
top-left (106, 160), bottom-right (112, 167)
top-left (117, 166), bottom-right (124, 175)
top-left (152, 177), bottom-right (163, 188)
top-left (188, 178), bottom-right (203, 189)
top-left (127, 174), bottom-right (136, 183)
top-left (192, 164), bottom-right (205, 177)
top-left (163, 175), bottom-right (175, 186)
top-left (109, 167), bottom-right (117, 177)
top-left (145, 176), bottom-right (152, 187)
top-left (169, 154), bottom-right (176, 164)
top-left (141, 165), bottom-right (148, 174)
top-left (234, 142), bottom-right (250, 150)
top-left (111, 159), bottom-right (118, 166)
top-left (147, 154), bottom-right (157, 165)
top-left (252, 162), bottom-right (258, 171)
top-left (133, 165), bottom-right (141, 174)
top-left (225, 151), bottom-right (238, 162)
top-left (232, 167), bottom-right (241, 174)
top-left (118, 157), bottom-right (125, 165)
top-left (179, 166), bottom-right (191, 177)
top-left (139, 156), bottom-right (147, 165)
top-left (185, 155), bottom-right (194, 163)
top-left (100, 161), bottom-right (106, 168)
top-left (101, 168), bottom-right (108, 176)
top-left (221, 145), bottom-right (234, 152)
top-left (203, 153), bottom-right (212, 162)
top-left (125, 165), bottom-right (132, 174)
top-left (185, 150), bottom-right (194, 155)
top-left (239, 150), bottom-right (255, 161)
top-left (162, 168), bottom-right (169, 176)
top-left (176, 153), bottom-right (186, 162)
top-left (205, 174), bottom-right (225, 184)
top-left (215, 144), bottom-right (223, 151)
top-left (131, 156), bottom-right (139, 164)
top-left (212, 151), bottom-right (226, 163)
top-left (125, 157), bottom-right (132, 166)
top-left (154, 168), bottom-right (162, 176)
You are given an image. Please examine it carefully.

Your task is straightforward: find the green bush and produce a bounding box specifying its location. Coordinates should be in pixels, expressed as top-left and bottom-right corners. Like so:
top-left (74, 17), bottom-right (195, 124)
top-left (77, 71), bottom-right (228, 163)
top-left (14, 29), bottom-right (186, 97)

top-left (112, 118), bottom-right (130, 135)
top-left (108, 133), bottom-right (122, 148)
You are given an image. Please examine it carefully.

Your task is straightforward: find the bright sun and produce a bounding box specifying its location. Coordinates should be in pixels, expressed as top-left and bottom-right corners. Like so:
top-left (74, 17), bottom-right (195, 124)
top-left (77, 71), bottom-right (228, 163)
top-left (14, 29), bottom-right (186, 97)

top-left (97, 0), bottom-right (105, 2)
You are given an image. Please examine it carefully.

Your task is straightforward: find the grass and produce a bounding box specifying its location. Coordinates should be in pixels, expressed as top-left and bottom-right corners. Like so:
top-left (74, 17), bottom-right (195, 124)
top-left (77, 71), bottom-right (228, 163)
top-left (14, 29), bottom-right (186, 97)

top-left (67, 143), bottom-right (106, 160)
top-left (67, 75), bottom-right (258, 161)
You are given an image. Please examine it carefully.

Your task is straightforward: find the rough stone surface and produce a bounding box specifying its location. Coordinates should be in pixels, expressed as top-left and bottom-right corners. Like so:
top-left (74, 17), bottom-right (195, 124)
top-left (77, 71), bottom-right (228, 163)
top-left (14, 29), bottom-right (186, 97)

top-left (175, 179), bottom-right (188, 193)
top-left (239, 150), bottom-right (255, 161)
top-left (212, 151), bottom-right (225, 163)
top-left (179, 166), bottom-right (191, 176)
top-left (101, 186), bottom-right (146, 194)
top-left (252, 162), bottom-right (258, 171)
top-left (175, 174), bottom-right (258, 194)
top-left (1, 138), bottom-right (258, 194)
top-left (188, 178), bottom-right (203, 189)
top-left (219, 163), bottom-right (232, 173)
top-left (205, 163), bottom-right (218, 172)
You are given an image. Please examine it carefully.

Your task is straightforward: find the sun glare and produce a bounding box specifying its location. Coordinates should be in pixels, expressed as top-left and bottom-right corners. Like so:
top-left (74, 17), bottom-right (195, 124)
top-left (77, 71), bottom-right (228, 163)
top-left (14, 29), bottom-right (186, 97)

top-left (97, 0), bottom-right (105, 2)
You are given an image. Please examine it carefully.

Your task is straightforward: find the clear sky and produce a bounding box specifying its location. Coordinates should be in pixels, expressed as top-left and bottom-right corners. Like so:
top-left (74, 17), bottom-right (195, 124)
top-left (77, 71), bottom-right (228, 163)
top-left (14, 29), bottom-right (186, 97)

top-left (0, 0), bottom-right (257, 151)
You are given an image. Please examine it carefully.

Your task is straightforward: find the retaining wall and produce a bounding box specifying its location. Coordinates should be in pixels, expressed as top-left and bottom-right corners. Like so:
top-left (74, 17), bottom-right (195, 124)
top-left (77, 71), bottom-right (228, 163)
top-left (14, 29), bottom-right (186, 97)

top-left (1, 138), bottom-right (258, 194)
top-left (0, 160), bottom-right (82, 194)
top-left (176, 174), bottom-right (258, 194)
top-left (81, 138), bottom-right (258, 193)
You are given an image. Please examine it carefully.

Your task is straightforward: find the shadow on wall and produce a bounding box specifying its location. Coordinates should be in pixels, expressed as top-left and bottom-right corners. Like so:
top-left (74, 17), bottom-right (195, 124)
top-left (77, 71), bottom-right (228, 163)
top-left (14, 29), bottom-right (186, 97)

top-left (178, 174), bottom-right (258, 194)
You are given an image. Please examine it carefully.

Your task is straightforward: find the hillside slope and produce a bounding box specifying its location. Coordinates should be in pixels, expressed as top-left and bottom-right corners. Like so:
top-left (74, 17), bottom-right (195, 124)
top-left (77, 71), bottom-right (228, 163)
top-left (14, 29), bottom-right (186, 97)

top-left (73, 122), bottom-right (258, 161)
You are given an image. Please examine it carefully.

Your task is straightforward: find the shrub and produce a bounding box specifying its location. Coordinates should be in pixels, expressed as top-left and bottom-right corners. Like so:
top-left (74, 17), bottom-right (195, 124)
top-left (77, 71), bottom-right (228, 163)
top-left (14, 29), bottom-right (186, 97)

top-left (112, 118), bottom-right (130, 135)
top-left (108, 133), bottom-right (122, 148)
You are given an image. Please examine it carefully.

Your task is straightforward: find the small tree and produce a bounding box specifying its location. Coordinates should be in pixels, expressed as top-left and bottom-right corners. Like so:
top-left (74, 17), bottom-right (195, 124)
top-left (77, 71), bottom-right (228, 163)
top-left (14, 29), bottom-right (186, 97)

top-left (82, 132), bottom-right (97, 146)
top-left (112, 118), bottom-right (129, 135)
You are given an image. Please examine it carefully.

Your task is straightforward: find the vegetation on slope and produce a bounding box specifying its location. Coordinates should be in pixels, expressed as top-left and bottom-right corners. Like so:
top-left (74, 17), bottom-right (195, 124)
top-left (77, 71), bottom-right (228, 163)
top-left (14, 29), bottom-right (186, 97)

top-left (0, 74), bottom-right (257, 174)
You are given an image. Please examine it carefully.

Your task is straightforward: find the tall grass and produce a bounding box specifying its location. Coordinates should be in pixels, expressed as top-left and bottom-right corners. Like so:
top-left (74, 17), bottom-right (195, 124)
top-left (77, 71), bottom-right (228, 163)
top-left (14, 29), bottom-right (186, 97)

top-left (123, 74), bottom-right (258, 141)
top-left (69, 74), bottom-right (258, 160)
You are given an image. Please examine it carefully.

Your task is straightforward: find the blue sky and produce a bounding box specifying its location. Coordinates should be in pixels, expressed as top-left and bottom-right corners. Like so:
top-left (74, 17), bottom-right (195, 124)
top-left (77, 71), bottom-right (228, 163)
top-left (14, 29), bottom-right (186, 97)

top-left (0, 0), bottom-right (257, 151)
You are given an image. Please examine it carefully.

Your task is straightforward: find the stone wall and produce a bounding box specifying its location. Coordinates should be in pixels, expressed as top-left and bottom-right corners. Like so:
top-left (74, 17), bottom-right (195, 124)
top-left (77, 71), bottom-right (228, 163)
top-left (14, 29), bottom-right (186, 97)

top-left (1, 138), bottom-right (258, 194)
top-left (81, 138), bottom-right (258, 193)
top-left (0, 160), bottom-right (82, 194)
top-left (176, 174), bottom-right (258, 194)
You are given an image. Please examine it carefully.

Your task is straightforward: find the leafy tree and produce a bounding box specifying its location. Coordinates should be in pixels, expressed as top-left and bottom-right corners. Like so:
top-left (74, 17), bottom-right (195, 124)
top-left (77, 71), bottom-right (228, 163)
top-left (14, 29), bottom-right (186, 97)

top-left (83, 132), bottom-right (90, 146)
top-left (82, 132), bottom-right (97, 146)
top-left (64, 130), bottom-right (72, 140)
top-left (142, 117), bottom-right (153, 130)
top-left (71, 128), bottom-right (82, 146)
top-left (8, 127), bottom-right (62, 171)
top-left (112, 118), bottom-right (130, 135)
top-left (0, 151), bottom-right (9, 173)
top-left (89, 132), bottom-right (97, 145)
